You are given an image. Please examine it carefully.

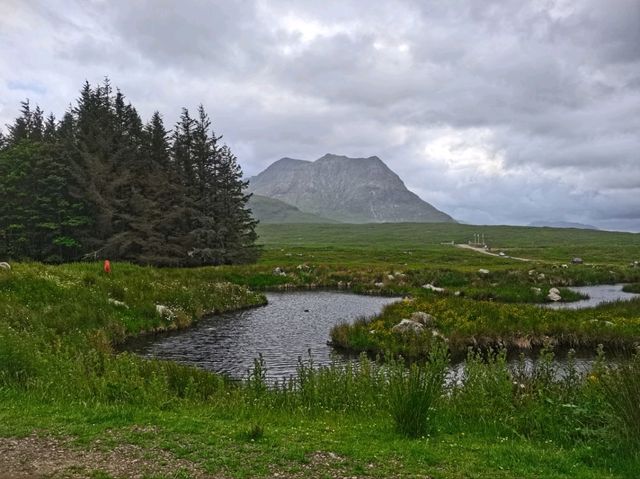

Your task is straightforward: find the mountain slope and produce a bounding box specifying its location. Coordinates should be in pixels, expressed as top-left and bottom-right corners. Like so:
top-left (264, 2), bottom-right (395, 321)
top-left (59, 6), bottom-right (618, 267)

top-left (247, 194), bottom-right (338, 224)
top-left (249, 154), bottom-right (454, 224)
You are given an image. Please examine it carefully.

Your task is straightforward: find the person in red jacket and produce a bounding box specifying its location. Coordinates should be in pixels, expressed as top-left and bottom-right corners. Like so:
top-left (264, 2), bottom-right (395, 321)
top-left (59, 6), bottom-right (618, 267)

top-left (103, 259), bottom-right (111, 274)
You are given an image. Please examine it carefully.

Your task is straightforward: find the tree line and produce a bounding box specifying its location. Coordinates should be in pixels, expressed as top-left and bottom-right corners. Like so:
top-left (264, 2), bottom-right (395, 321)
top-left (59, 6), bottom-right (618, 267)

top-left (0, 80), bottom-right (259, 266)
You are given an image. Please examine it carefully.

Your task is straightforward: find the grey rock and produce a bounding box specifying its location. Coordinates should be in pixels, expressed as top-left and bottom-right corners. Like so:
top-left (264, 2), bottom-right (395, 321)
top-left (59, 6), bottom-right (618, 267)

top-left (422, 283), bottom-right (445, 293)
top-left (547, 288), bottom-right (562, 302)
top-left (392, 319), bottom-right (425, 334)
top-left (155, 304), bottom-right (175, 320)
top-left (0, 262), bottom-right (11, 271)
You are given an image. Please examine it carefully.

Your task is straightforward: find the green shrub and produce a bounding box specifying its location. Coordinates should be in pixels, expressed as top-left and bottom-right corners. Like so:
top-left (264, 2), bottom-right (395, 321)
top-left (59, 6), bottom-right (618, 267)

top-left (387, 343), bottom-right (448, 438)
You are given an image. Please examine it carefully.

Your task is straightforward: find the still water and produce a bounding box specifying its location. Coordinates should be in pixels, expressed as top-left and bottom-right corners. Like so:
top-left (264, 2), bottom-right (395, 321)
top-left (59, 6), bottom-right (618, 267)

top-left (542, 283), bottom-right (639, 310)
top-left (125, 285), bottom-right (638, 381)
top-left (126, 291), bottom-right (399, 380)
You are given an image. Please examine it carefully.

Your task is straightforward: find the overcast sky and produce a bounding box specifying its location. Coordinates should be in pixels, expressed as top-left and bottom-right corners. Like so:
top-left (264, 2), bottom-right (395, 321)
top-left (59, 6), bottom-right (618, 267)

top-left (1, 0), bottom-right (639, 231)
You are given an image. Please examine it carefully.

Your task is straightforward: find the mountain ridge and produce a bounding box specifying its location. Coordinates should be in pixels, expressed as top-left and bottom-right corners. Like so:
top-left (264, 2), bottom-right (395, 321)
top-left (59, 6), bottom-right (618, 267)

top-left (248, 154), bottom-right (454, 224)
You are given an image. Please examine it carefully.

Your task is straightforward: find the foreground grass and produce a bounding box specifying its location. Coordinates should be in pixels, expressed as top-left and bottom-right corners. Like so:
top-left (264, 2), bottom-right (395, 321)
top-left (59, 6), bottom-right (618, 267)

top-left (1, 221), bottom-right (640, 478)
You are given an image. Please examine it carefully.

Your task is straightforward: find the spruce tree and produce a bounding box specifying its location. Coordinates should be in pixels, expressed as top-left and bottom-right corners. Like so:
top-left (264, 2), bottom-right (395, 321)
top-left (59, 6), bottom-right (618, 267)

top-left (0, 81), bottom-right (259, 265)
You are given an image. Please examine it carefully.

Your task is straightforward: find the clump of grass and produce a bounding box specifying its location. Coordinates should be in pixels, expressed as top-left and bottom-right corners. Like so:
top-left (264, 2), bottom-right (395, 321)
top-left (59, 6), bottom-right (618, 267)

top-left (622, 283), bottom-right (640, 294)
top-left (387, 343), bottom-right (448, 438)
top-left (241, 423), bottom-right (265, 442)
top-left (600, 351), bottom-right (640, 449)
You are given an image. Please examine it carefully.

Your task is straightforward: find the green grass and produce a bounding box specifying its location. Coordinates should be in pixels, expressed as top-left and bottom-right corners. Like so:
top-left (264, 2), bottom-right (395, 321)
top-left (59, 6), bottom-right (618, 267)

top-left (2, 222), bottom-right (640, 477)
top-left (623, 283), bottom-right (640, 294)
top-left (256, 223), bottom-right (640, 266)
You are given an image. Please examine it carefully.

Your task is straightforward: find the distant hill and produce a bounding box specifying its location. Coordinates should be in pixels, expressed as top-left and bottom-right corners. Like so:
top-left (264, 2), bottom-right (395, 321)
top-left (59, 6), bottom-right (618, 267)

top-left (529, 221), bottom-right (599, 230)
top-left (247, 194), bottom-right (338, 224)
top-left (248, 154), bottom-right (454, 224)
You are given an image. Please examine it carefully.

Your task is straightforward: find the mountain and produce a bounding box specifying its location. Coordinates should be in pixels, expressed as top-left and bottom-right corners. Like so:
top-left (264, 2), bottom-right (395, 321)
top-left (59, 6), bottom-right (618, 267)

top-left (248, 154), bottom-right (454, 224)
top-left (247, 195), bottom-right (338, 224)
top-left (529, 221), bottom-right (599, 230)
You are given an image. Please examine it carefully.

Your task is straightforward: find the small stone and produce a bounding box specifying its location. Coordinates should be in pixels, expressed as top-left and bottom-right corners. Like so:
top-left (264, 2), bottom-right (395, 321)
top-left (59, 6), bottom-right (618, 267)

top-left (478, 269), bottom-right (490, 275)
top-left (107, 298), bottom-right (128, 308)
top-left (422, 283), bottom-right (445, 293)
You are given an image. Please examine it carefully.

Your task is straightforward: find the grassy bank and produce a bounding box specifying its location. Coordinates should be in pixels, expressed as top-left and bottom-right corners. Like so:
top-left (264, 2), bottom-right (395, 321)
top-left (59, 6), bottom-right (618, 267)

top-left (331, 294), bottom-right (640, 359)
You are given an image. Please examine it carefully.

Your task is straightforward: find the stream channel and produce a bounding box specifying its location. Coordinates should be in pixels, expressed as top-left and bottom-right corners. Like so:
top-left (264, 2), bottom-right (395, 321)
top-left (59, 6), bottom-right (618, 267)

top-left (124, 285), bottom-right (639, 382)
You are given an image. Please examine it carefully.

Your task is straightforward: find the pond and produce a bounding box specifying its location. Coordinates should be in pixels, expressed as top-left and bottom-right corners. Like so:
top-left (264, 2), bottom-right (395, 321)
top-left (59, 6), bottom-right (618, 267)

top-left (125, 291), bottom-right (399, 381)
top-left (125, 285), bottom-right (638, 382)
top-left (542, 283), bottom-right (639, 310)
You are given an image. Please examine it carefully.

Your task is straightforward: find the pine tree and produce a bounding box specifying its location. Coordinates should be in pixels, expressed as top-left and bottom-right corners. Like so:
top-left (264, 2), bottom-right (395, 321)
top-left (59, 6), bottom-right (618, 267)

top-left (0, 81), bottom-right (259, 265)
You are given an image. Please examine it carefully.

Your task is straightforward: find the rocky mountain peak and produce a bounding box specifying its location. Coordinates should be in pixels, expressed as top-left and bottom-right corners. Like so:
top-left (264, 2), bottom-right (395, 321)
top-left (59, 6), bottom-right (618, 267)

top-left (248, 154), bottom-right (454, 224)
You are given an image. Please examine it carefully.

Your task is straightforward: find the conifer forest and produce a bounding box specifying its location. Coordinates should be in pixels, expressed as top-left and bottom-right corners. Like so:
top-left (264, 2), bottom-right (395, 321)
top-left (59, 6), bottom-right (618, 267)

top-left (0, 80), bottom-right (258, 266)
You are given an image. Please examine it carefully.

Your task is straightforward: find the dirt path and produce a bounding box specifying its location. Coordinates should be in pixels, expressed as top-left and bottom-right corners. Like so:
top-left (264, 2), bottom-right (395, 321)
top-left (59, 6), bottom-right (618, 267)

top-left (0, 434), bottom-right (213, 479)
top-left (0, 434), bottom-right (396, 479)
top-left (455, 244), bottom-right (533, 262)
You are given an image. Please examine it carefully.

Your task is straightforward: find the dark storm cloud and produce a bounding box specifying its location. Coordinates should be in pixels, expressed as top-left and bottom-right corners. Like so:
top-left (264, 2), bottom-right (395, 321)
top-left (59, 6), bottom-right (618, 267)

top-left (1, 0), bottom-right (639, 230)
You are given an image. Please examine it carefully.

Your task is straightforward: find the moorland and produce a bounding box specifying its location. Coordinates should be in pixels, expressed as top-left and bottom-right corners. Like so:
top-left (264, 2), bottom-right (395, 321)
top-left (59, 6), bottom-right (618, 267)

top-left (1, 222), bottom-right (640, 478)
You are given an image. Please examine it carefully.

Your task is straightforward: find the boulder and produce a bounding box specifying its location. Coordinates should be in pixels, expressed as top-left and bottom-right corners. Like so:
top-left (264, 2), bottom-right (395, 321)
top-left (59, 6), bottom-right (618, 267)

top-left (571, 257), bottom-right (584, 264)
top-left (547, 288), bottom-right (561, 302)
top-left (537, 273), bottom-right (546, 280)
top-left (387, 274), bottom-right (395, 280)
top-left (410, 311), bottom-right (436, 326)
top-left (374, 282), bottom-right (385, 288)
top-left (392, 319), bottom-right (425, 334)
top-left (0, 262), bottom-right (11, 271)
top-left (273, 267), bottom-right (287, 276)
top-left (155, 304), bottom-right (175, 319)
top-left (296, 264), bottom-right (310, 271)
top-left (478, 269), bottom-right (490, 275)
top-left (528, 270), bottom-right (536, 276)
top-left (422, 283), bottom-right (445, 293)
top-left (561, 264), bottom-right (569, 269)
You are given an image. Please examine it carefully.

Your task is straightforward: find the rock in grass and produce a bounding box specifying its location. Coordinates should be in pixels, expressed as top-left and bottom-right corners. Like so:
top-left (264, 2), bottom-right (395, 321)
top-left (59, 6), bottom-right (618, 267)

top-left (0, 262), bottom-right (11, 271)
top-left (410, 311), bottom-right (436, 326)
top-left (422, 283), bottom-right (445, 293)
top-left (273, 267), bottom-right (287, 276)
top-left (531, 287), bottom-right (542, 294)
top-left (547, 288), bottom-right (562, 302)
top-left (374, 282), bottom-right (385, 288)
top-left (478, 269), bottom-right (490, 275)
top-left (108, 298), bottom-right (128, 308)
top-left (392, 319), bottom-right (425, 334)
top-left (155, 304), bottom-right (175, 320)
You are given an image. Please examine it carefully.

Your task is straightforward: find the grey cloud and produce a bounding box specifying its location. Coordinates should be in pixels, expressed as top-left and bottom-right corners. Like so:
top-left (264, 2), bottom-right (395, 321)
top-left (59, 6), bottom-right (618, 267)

top-left (0, 0), bottom-right (639, 230)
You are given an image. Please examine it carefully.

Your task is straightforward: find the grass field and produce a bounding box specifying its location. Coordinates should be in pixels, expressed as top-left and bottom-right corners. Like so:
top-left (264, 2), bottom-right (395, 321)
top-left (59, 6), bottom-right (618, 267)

top-left (1, 223), bottom-right (640, 478)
